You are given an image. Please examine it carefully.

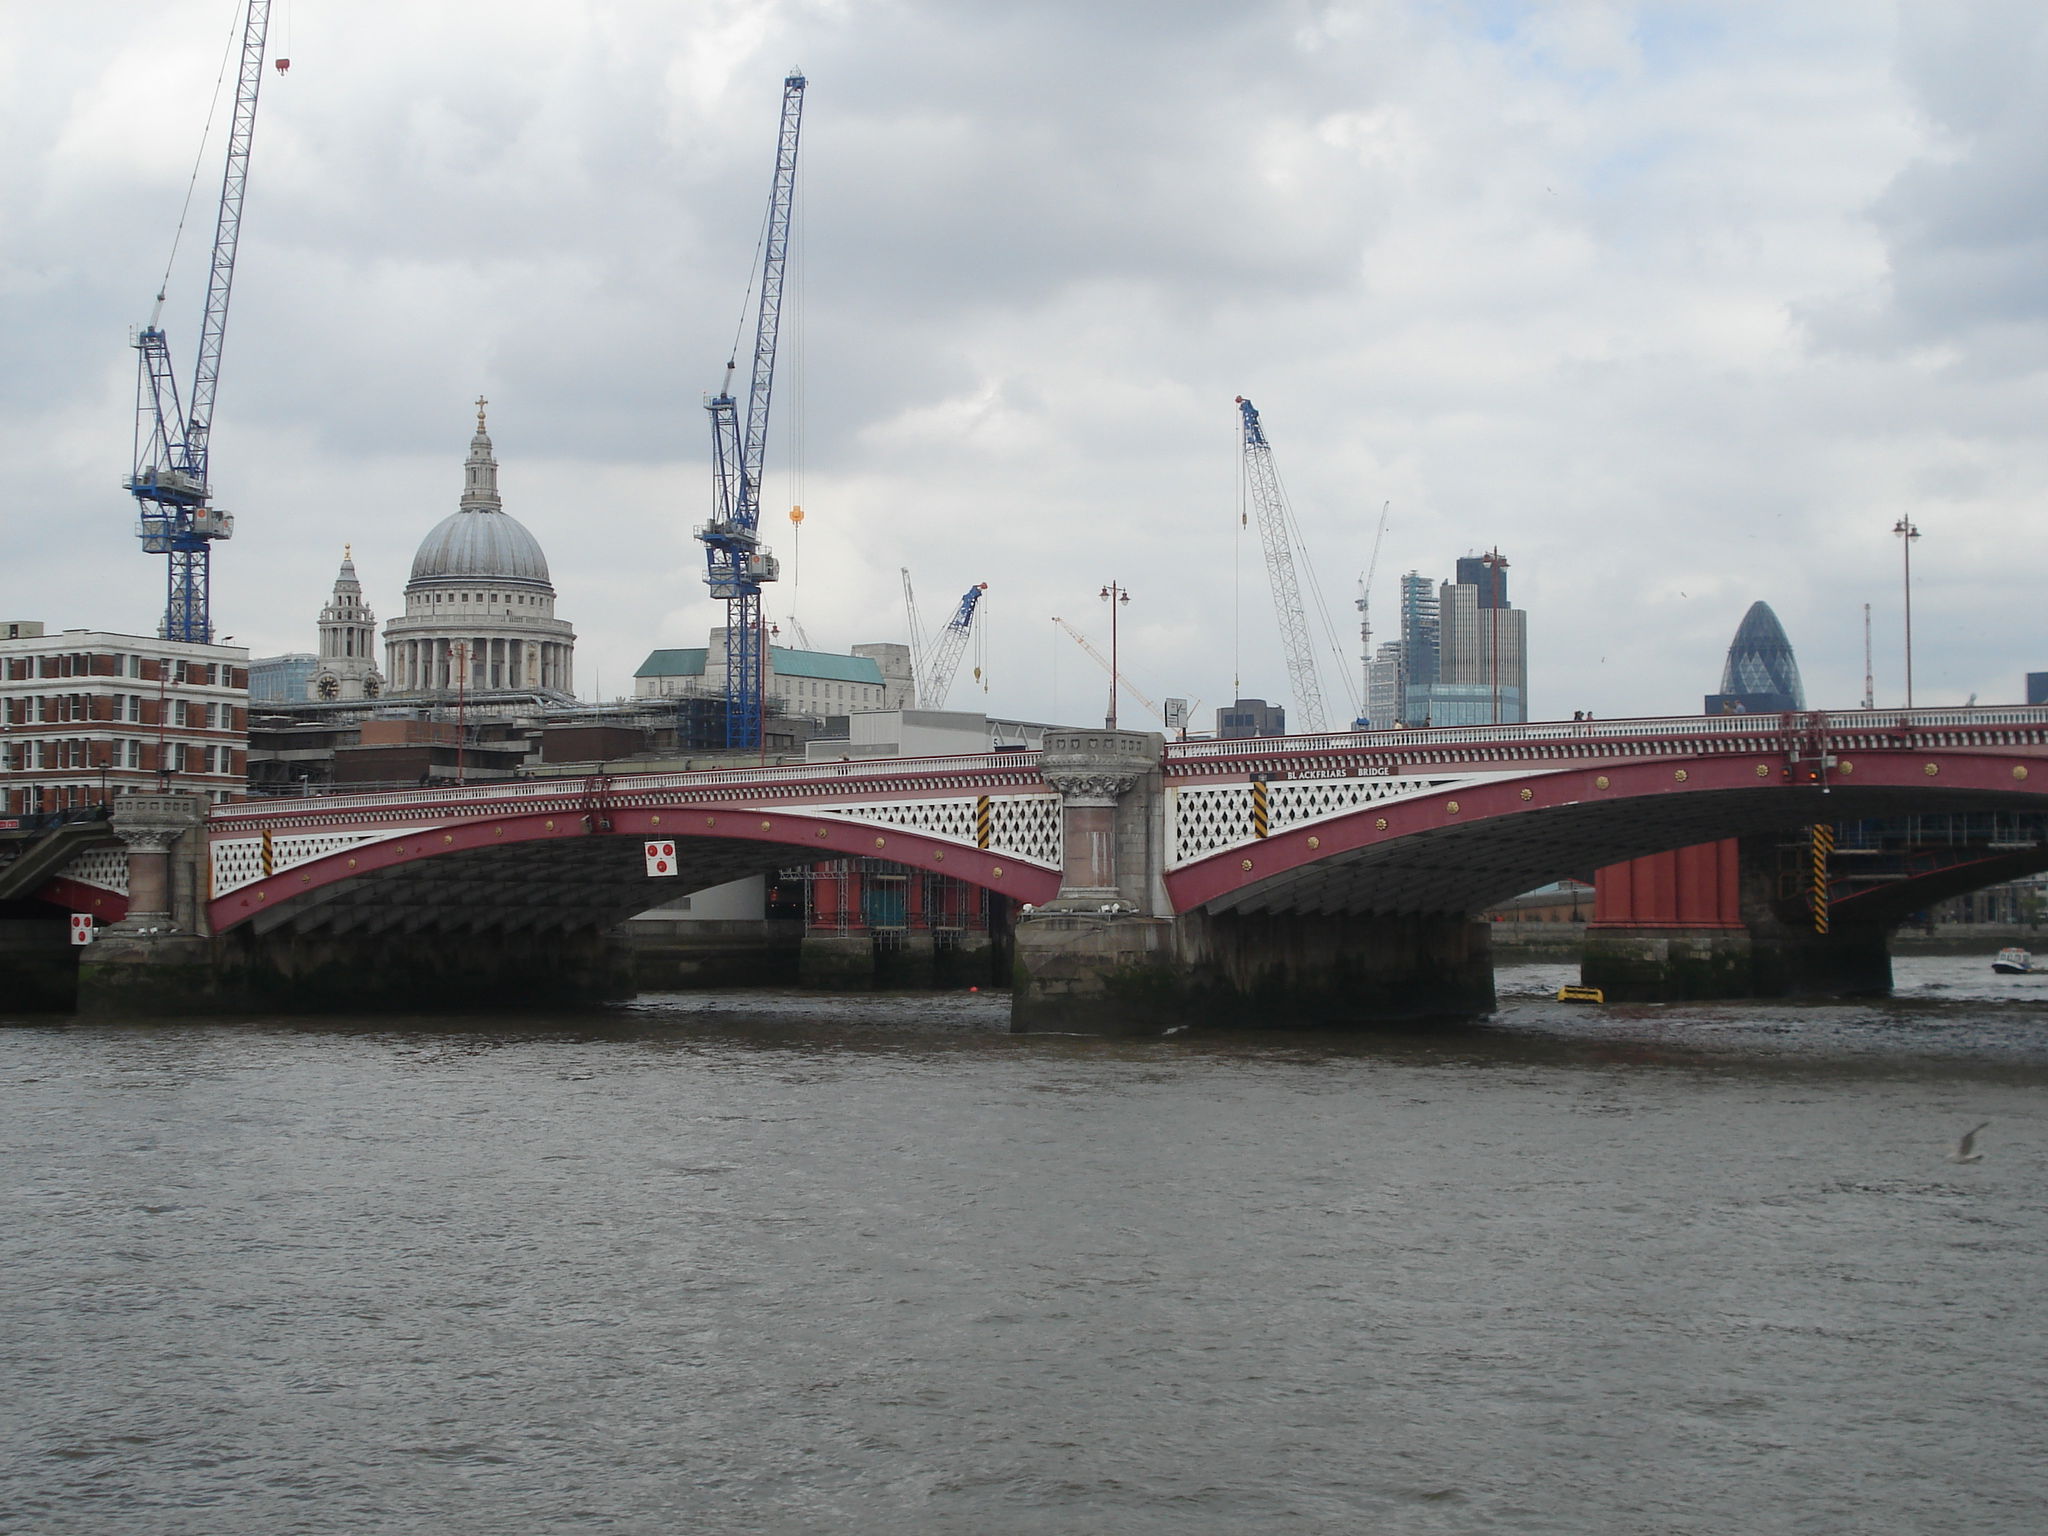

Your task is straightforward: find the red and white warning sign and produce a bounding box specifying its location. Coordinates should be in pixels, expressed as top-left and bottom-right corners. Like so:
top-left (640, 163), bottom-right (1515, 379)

top-left (643, 840), bottom-right (678, 877)
top-left (69, 913), bottom-right (96, 946)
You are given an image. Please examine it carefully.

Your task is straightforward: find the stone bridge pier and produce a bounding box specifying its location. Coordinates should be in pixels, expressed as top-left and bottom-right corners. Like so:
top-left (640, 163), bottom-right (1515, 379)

top-left (1010, 729), bottom-right (1493, 1033)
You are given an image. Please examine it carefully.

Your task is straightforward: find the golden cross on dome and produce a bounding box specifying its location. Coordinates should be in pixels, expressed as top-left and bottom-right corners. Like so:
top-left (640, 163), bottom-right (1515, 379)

top-left (475, 394), bottom-right (488, 429)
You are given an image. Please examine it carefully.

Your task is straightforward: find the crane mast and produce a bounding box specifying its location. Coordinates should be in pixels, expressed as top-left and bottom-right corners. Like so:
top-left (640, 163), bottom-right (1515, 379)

top-left (129, 0), bottom-right (271, 643)
top-left (703, 71), bottom-right (804, 749)
top-left (1235, 396), bottom-right (1326, 733)
top-left (900, 567), bottom-right (925, 705)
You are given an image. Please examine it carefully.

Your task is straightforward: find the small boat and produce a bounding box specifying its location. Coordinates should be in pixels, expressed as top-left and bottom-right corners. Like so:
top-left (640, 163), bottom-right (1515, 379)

top-left (1992, 947), bottom-right (2033, 975)
top-left (1556, 985), bottom-right (1605, 1003)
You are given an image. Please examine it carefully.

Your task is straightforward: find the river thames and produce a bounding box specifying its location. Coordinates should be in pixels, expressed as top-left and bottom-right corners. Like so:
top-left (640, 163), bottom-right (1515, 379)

top-left (4, 957), bottom-right (2044, 1534)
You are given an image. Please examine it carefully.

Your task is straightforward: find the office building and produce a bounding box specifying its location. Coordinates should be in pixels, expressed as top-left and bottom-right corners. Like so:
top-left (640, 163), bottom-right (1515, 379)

top-left (1704, 602), bottom-right (1804, 714)
top-left (1, 624), bottom-right (248, 813)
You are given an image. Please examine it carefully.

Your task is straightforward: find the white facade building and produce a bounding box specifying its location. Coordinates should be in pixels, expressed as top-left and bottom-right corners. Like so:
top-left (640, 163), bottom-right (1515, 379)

top-left (382, 402), bottom-right (576, 699)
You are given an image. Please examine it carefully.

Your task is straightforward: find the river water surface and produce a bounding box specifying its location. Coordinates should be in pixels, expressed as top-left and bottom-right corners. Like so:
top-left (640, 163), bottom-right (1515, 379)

top-left (4, 957), bottom-right (2045, 1534)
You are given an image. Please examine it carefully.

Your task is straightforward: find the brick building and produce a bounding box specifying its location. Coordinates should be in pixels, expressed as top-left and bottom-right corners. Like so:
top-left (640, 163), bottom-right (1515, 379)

top-left (0, 623), bottom-right (248, 814)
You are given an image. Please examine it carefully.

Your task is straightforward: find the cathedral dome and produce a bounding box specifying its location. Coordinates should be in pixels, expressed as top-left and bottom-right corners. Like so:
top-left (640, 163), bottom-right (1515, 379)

top-left (407, 508), bottom-right (552, 588)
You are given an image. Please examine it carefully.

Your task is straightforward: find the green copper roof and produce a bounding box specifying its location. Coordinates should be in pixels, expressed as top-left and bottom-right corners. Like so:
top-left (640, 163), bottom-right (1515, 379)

top-left (770, 647), bottom-right (883, 684)
top-left (634, 648), bottom-right (709, 678)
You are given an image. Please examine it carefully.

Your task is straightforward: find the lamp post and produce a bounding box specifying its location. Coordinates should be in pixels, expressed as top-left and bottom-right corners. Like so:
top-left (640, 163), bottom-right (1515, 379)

top-left (154, 656), bottom-right (172, 790)
top-left (1099, 582), bottom-right (1130, 728)
top-left (451, 641), bottom-right (469, 784)
top-left (1893, 516), bottom-right (1921, 708)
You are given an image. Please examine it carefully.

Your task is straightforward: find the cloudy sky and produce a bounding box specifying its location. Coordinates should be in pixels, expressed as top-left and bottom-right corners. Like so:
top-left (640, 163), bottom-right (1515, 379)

top-left (6, 1), bottom-right (2044, 728)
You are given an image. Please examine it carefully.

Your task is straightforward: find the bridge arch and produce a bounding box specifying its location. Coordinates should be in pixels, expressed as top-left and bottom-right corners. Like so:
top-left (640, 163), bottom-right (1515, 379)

top-left (1165, 750), bottom-right (2048, 918)
top-left (209, 803), bottom-right (1061, 938)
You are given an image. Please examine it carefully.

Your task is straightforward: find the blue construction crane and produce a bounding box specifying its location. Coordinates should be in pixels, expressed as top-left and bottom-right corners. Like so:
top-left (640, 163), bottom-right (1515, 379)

top-left (128, 0), bottom-right (273, 644)
top-left (703, 71), bottom-right (805, 748)
top-left (921, 582), bottom-right (988, 709)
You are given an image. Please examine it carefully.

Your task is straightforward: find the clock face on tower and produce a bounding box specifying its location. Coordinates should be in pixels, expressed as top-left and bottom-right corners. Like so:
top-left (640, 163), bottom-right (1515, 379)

top-left (315, 674), bottom-right (340, 700)
top-left (364, 674), bottom-right (382, 698)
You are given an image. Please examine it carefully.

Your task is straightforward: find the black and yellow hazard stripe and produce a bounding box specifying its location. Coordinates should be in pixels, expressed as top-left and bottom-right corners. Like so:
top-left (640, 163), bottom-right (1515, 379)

top-left (1810, 823), bottom-right (1834, 934)
top-left (1251, 779), bottom-right (1270, 839)
top-left (975, 794), bottom-right (993, 850)
top-left (260, 828), bottom-right (275, 878)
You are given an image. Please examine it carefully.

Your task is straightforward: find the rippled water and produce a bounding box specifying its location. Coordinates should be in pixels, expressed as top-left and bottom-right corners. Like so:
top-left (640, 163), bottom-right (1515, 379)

top-left (5, 960), bottom-right (2045, 1534)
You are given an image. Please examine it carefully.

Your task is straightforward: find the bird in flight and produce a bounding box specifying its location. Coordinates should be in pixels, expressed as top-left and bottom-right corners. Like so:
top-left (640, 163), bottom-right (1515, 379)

top-left (1947, 1122), bottom-right (1991, 1164)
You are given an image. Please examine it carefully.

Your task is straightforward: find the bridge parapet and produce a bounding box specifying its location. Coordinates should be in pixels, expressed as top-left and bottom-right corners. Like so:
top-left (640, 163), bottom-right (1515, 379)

top-left (211, 749), bottom-right (1047, 825)
top-left (1163, 706), bottom-right (2048, 778)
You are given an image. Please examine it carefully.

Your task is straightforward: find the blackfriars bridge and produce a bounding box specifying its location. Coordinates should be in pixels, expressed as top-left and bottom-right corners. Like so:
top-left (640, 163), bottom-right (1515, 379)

top-left (23, 705), bottom-right (2048, 1027)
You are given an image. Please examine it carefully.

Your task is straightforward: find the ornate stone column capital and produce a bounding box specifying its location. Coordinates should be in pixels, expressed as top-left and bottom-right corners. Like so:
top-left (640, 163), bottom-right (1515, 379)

top-left (1038, 769), bottom-right (1141, 808)
top-left (1038, 729), bottom-right (1159, 806)
top-left (110, 826), bottom-right (182, 855)
top-left (110, 793), bottom-right (206, 845)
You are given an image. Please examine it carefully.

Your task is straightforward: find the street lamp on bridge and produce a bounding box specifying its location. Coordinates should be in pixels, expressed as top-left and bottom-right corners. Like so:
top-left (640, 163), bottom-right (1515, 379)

top-left (1099, 582), bottom-right (1131, 729)
top-left (1893, 516), bottom-right (1921, 708)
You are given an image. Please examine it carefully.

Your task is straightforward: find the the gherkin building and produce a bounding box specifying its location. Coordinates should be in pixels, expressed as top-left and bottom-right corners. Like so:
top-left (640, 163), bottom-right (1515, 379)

top-left (1704, 601), bottom-right (1804, 714)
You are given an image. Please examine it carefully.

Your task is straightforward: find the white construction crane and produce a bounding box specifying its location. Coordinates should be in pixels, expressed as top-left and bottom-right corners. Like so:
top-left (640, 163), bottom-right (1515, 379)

top-left (900, 567), bottom-right (926, 705)
top-left (1050, 617), bottom-right (1196, 731)
top-left (1355, 499), bottom-right (1390, 725)
top-left (1235, 396), bottom-right (1327, 732)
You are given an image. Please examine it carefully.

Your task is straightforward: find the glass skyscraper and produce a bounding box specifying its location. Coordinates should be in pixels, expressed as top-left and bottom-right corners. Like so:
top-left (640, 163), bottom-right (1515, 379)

top-left (1704, 601), bottom-right (1804, 714)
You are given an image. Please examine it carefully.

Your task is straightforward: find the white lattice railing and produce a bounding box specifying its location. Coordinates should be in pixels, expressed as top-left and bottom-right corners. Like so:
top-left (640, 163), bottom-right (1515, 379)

top-left (211, 751), bottom-right (1043, 823)
top-left (1162, 706), bottom-right (2048, 762)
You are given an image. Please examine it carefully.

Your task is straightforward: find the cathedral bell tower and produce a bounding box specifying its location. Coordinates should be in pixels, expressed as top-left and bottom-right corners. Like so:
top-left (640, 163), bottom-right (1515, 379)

top-left (310, 547), bottom-right (386, 701)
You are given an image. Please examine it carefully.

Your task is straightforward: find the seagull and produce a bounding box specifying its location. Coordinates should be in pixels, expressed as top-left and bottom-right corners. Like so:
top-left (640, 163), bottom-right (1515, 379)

top-left (1947, 1122), bottom-right (1991, 1164)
